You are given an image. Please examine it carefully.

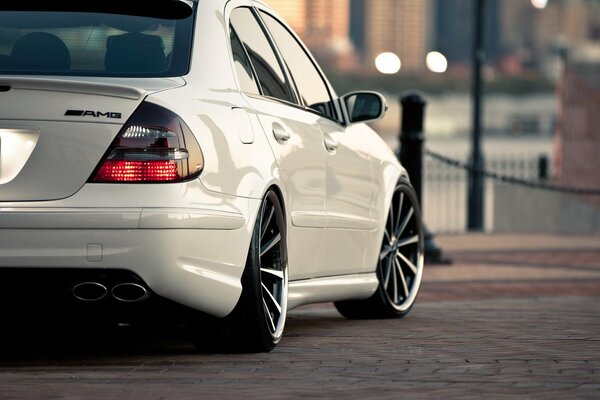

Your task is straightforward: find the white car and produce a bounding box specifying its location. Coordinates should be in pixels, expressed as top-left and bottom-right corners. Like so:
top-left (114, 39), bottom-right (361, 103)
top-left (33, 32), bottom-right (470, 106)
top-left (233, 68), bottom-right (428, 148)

top-left (0, 0), bottom-right (424, 352)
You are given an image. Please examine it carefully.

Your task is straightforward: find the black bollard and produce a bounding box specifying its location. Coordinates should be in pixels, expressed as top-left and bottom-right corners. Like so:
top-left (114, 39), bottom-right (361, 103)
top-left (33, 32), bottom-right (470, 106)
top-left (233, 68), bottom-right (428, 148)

top-left (538, 155), bottom-right (548, 181)
top-left (399, 93), bottom-right (426, 201)
top-left (398, 92), bottom-right (447, 264)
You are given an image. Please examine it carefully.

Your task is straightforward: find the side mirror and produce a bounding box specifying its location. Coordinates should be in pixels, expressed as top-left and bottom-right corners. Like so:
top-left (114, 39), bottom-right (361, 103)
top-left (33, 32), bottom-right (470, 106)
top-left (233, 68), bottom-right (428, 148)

top-left (341, 91), bottom-right (388, 125)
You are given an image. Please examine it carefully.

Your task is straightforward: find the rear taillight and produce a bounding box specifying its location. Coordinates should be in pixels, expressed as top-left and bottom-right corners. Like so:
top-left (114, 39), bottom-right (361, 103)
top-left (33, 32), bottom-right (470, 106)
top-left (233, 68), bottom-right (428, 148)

top-left (90, 102), bottom-right (203, 183)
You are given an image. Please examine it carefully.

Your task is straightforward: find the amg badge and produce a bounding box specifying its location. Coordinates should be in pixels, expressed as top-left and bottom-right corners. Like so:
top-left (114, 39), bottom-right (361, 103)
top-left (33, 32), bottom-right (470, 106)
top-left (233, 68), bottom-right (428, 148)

top-left (65, 110), bottom-right (122, 119)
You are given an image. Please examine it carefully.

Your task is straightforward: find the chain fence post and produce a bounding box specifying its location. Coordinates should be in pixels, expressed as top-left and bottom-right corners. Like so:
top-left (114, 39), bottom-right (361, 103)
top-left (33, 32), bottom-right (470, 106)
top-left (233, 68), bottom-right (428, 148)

top-left (538, 155), bottom-right (548, 181)
top-left (468, 0), bottom-right (486, 231)
top-left (398, 91), bottom-right (447, 264)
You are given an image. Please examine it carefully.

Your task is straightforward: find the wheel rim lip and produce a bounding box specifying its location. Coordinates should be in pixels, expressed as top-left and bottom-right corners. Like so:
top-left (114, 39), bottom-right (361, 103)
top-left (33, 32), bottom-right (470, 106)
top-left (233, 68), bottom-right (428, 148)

top-left (259, 196), bottom-right (288, 340)
top-left (380, 185), bottom-right (425, 312)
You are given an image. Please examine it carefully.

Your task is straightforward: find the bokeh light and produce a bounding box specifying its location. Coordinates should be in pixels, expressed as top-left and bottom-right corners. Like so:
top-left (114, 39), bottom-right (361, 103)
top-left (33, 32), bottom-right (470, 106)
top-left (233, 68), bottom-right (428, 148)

top-left (426, 51), bottom-right (448, 73)
top-left (531, 0), bottom-right (548, 9)
top-left (375, 52), bottom-right (401, 74)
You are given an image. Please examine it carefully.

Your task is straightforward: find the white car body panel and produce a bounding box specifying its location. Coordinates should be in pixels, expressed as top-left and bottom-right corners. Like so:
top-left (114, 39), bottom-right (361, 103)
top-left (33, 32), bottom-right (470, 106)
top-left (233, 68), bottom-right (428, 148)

top-left (0, 0), bottom-right (407, 319)
top-left (287, 274), bottom-right (379, 310)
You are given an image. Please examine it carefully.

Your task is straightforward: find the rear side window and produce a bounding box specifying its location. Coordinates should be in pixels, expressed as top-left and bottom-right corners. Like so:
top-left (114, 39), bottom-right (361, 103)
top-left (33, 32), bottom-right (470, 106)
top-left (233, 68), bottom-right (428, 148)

top-left (230, 7), bottom-right (293, 103)
top-left (0, 1), bottom-right (195, 77)
top-left (259, 11), bottom-right (337, 121)
top-left (230, 27), bottom-right (261, 96)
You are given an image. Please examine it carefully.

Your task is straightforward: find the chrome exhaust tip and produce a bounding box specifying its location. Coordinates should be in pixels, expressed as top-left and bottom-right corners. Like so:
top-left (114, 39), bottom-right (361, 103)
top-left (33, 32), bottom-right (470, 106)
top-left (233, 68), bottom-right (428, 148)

top-left (111, 283), bottom-right (150, 303)
top-left (72, 282), bottom-right (108, 302)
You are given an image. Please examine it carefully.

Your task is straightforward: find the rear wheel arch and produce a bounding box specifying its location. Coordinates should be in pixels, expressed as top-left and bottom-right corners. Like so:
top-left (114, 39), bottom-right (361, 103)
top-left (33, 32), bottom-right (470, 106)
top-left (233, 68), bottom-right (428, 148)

top-left (190, 186), bottom-right (288, 352)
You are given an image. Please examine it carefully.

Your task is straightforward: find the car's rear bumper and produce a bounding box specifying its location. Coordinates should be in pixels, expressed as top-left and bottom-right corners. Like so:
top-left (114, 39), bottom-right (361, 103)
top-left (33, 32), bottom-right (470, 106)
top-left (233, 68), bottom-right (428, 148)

top-left (0, 203), bottom-right (260, 318)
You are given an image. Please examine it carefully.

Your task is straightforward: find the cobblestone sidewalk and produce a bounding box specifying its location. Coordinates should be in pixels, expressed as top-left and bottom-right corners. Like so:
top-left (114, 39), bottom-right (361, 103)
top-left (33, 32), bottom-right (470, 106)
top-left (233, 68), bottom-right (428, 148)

top-left (0, 234), bottom-right (598, 399)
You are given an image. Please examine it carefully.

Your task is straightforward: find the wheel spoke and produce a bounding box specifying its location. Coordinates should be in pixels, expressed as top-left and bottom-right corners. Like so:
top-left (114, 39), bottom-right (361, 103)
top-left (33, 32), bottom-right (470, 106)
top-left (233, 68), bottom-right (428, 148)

top-left (261, 204), bottom-right (275, 240)
top-left (395, 258), bottom-right (410, 298)
top-left (382, 256), bottom-right (393, 289)
top-left (261, 267), bottom-right (284, 280)
top-left (388, 200), bottom-right (395, 236)
top-left (262, 282), bottom-right (282, 313)
top-left (391, 259), bottom-right (399, 303)
top-left (260, 233), bottom-right (281, 257)
top-left (397, 234), bottom-right (419, 248)
top-left (383, 228), bottom-right (392, 244)
top-left (396, 206), bottom-right (414, 238)
top-left (394, 192), bottom-right (404, 235)
top-left (379, 244), bottom-right (394, 261)
top-left (262, 298), bottom-right (276, 332)
top-left (397, 252), bottom-right (418, 275)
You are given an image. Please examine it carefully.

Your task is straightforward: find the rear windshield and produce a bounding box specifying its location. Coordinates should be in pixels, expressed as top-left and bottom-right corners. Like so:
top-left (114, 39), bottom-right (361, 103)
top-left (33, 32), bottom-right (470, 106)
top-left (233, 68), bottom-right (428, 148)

top-left (0, 1), bottom-right (195, 77)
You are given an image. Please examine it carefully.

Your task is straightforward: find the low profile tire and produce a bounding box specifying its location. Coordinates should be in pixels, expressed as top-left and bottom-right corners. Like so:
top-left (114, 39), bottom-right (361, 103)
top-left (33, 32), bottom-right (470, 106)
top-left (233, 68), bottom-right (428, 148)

top-left (191, 190), bottom-right (288, 353)
top-left (335, 178), bottom-right (424, 319)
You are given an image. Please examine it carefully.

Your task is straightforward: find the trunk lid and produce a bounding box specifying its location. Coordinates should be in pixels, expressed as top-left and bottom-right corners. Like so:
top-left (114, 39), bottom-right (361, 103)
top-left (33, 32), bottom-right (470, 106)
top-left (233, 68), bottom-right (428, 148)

top-left (0, 76), bottom-right (185, 201)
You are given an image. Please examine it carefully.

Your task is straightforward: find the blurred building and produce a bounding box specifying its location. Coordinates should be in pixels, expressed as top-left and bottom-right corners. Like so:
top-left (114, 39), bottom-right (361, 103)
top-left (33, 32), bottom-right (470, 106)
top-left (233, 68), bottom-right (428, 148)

top-left (351, 0), bottom-right (430, 72)
top-left (554, 52), bottom-right (600, 206)
top-left (266, 0), bottom-right (307, 36)
top-left (434, 0), bottom-right (501, 65)
top-left (265, 0), bottom-right (354, 69)
top-left (304, 0), bottom-right (350, 48)
top-left (499, 0), bottom-right (599, 75)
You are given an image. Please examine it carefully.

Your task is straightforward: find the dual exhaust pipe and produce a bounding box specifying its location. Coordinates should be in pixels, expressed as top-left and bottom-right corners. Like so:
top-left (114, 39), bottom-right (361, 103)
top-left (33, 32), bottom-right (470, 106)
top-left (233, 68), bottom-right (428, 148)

top-left (72, 282), bottom-right (150, 303)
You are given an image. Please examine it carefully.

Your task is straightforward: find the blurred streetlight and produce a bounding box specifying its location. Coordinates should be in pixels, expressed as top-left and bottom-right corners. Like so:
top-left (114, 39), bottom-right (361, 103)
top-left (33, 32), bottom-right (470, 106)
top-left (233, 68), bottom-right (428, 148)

top-left (531, 0), bottom-right (548, 9)
top-left (375, 52), bottom-right (401, 74)
top-left (426, 51), bottom-right (448, 73)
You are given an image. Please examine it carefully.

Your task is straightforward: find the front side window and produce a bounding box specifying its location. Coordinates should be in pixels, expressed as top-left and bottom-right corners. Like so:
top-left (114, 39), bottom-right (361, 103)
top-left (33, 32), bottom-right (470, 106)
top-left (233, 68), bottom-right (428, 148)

top-left (230, 7), bottom-right (293, 103)
top-left (259, 11), bottom-right (336, 121)
top-left (0, 1), bottom-right (195, 77)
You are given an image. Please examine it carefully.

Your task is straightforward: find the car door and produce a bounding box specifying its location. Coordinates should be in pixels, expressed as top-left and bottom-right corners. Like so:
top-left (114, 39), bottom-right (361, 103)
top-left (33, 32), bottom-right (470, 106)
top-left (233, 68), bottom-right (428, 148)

top-left (257, 8), bottom-right (377, 277)
top-left (228, 5), bottom-right (327, 281)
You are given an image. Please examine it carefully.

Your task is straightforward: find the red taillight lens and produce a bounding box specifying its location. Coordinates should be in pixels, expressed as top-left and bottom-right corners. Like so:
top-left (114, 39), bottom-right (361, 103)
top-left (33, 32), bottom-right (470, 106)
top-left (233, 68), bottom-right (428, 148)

top-left (95, 160), bottom-right (179, 182)
top-left (90, 102), bottom-right (203, 183)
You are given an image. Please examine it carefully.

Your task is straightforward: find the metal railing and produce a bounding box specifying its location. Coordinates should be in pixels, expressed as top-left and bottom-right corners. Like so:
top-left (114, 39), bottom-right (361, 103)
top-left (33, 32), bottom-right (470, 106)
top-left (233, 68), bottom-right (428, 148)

top-left (423, 153), bottom-right (545, 233)
top-left (422, 150), bottom-right (600, 234)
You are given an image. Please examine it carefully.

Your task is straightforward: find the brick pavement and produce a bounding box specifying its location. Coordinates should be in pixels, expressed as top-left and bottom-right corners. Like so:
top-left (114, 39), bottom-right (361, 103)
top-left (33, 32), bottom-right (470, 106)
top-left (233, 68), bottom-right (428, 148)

top-left (0, 234), bottom-right (599, 399)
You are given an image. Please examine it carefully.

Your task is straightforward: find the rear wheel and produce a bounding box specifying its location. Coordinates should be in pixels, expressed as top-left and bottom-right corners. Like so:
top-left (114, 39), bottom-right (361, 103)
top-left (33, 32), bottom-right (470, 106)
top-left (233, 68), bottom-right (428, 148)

top-left (335, 178), bottom-right (424, 319)
top-left (191, 190), bottom-right (288, 353)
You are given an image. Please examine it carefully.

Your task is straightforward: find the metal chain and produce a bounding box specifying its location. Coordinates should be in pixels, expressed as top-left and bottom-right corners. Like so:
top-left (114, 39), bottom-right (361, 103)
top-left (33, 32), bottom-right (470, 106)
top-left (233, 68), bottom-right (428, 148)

top-left (425, 148), bottom-right (600, 196)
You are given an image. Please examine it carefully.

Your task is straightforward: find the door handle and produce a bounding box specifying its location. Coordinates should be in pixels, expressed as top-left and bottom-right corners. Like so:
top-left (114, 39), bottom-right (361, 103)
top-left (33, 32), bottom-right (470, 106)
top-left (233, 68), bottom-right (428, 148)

top-left (324, 137), bottom-right (338, 152)
top-left (273, 126), bottom-right (291, 143)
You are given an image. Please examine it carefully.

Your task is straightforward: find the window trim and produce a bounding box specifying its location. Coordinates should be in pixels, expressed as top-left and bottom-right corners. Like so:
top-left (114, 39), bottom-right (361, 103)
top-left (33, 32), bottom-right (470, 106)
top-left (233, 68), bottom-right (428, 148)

top-left (253, 7), bottom-right (344, 125)
top-left (226, 3), bottom-right (346, 126)
top-left (229, 6), bottom-right (297, 105)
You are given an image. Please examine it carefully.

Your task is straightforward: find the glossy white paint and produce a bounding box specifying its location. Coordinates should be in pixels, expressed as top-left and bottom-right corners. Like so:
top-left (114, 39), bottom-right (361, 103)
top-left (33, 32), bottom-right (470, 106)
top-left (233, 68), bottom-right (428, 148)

top-left (0, 0), bottom-right (407, 318)
top-left (287, 273), bottom-right (379, 310)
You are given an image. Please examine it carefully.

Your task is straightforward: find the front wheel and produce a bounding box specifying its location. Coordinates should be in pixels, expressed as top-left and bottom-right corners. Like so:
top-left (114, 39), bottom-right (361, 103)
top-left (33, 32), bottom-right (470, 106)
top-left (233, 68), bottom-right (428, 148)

top-left (335, 178), bottom-right (424, 319)
top-left (191, 190), bottom-right (288, 353)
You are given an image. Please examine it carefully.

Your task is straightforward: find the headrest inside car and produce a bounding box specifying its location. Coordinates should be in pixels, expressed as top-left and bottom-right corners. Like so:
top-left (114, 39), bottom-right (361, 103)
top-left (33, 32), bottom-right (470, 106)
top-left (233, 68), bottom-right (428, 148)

top-left (105, 33), bottom-right (167, 74)
top-left (10, 32), bottom-right (71, 71)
